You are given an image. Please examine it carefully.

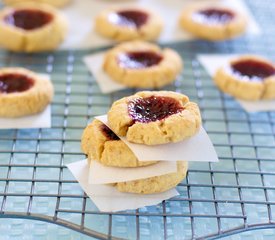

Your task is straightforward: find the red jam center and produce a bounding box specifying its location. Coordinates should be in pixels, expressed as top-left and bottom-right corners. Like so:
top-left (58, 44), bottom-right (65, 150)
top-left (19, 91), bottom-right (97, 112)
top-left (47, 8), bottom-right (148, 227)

top-left (0, 73), bottom-right (34, 94)
top-left (101, 124), bottom-right (120, 141)
top-left (118, 51), bottom-right (163, 69)
top-left (128, 96), bottom-right (184, 123)
top-left (4, 9), bottom-right (53, 30)
top-left (108, 10), bottom-right (149, 28)
top-left (194, 8), bottom-right (235, 24)
top-left (231, 59), bottom-right (275, 81)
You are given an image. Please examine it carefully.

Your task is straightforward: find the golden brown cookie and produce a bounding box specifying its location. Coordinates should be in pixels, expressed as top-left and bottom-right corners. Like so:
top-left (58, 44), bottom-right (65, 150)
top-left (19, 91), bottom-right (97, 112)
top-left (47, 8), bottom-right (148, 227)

top-left (81, 119), bottom-right (157, 168)
top-left (0, 67), bottom-right (54, 117)
top-left (214, 55), bottom-right (275, 100)
top-left (115, 161), bottom-right (188, 194)
top-left (179, 4), bottom-right (247, 41)
top-left (103, 41), bottom-right (183, 88)
top-left (95, 7), bottom-right (163, 42)
top-left (108, 91), bottom-right (201, 145)
top-left (0, 3), bottom-right (67, 52)
top-left (3, 0), bottom-right (70, 8)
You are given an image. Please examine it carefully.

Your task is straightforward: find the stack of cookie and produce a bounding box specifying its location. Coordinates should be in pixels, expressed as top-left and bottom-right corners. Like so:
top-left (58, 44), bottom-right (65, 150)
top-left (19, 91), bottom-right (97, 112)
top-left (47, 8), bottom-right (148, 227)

top-left (81, 90), bottom-right (201, 194)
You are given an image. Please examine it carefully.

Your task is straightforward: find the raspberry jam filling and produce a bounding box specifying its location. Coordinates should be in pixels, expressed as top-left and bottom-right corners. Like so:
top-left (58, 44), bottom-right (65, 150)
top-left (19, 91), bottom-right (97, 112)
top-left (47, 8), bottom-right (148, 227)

top-left (128, 96), bottom-right (184, 123)
top-left (194, 8), bottom-right (235, 24)
top-left (231, 59), bottom-right (275, 81)
top-left (118, 51), bottom-right (163, 69)
top-left (108, 10), bottom-right (149, 28)
top-left (101, 124), bottom-right (120, 141)
top-left (4, 9), bottom-right (53, 30)
top-left (0, 73), bottom-right (34, 93)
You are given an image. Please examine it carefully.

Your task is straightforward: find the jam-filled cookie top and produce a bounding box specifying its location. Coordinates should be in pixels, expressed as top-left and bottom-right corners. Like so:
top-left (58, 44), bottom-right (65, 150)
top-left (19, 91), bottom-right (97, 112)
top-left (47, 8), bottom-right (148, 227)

top-left (108, 9), bottom-right (149, 29)
top-left (128, 96), bottom-right (184, 123)
top-left (0, 67), bottom-right (54, 118)
top-left (118, 51), bottom-right (163, 69)
top-left (0, 4), bottom-right (67, 53)
top-left (179, 4), bottom-right (246, 41)
top-left (193, 8), bottom-right (235, 25)
top-left (0, 73), bottom-right (34, 93)
top-left (4, 9), bottom-right (53, 30)
top-left (103, 41), bottom-right (183, 88)
top-left (108, 91), bottom-right (201, 145)
top-left (95, 7), bottom-right (163, 42)
top-left (230, 59), bottom-right (275, 81)
top-left (214, 55), bottom-right (275, 101)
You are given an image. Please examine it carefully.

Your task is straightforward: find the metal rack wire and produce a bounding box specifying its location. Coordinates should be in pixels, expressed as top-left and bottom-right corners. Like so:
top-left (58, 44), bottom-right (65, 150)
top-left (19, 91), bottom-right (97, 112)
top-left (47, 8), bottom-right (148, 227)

top-left (0, 0), bottom-right (275, 239)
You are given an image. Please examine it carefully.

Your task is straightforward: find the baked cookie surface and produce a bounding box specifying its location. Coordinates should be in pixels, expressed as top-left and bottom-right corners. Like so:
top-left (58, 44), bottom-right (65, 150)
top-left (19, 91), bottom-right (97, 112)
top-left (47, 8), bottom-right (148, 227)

top-left (3, 0), bottom-right (70, 8)
top-left (81, 119), bottom-right (157, 168)
top-left (179, 4), bottom-right (247, 41)
top-left (103, 41), bottom-right (183, 88)
top-left (108, 91), bottom-right (201, 145)
top-left (115, 161), bottom-right (188, 194)
top-left (0, 67), bottom-right (53, 117)
top-left (95, 7), bottom-right (163, 41)
top-left (0, 3), bottom-right (67, 52)
top-left (214, 55), bottom-right (275, 100)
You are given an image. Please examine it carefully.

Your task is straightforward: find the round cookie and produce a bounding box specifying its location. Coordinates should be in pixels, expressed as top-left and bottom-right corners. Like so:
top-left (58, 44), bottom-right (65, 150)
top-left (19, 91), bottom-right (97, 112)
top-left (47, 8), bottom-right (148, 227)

top-left (81, 119), bottom-right (157, 168)
top-left (0, 3), bottom-right (67, 52)
top-left (3, 0), bottom-right (70, 8)
top-left (95, 7), bottom-right (163, 41)
top-left (179, 4), bottom-right (247, 41)
top-left (214, 55), bottom-right (275, 101)
top-left (0, 67), bottom-right (54, 117)
top-left (108, 91), bottom-right (201, 145)
top-left (103, 41), bottom-right (183, 88)
top-left (115, 161), bottom-right (188, 194)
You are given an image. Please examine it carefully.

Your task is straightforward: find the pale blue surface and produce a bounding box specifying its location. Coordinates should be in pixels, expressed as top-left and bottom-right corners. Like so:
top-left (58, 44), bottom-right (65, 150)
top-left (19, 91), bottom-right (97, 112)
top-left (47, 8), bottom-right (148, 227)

top-left (1, 0), bottom-right (275, 239)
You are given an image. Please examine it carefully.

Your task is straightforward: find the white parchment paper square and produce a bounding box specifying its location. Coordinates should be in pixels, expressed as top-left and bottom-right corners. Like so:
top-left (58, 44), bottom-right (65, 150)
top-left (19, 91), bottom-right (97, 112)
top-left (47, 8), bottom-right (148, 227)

top-left (0, 74), bottom-right (52, 129)
top-left (96, 115), bottom-right (219, 162)
top-left (83, 53), bottom-right (126, 93)
top-left (197, 54), bottom-right (275, 112)
top-left (67, 160), bottom-right (179, 212)
top-left (61, 0), bottom-right (260, 49)
top-left (89, 160), bottom-right (177, 184)
top-left (0, 106), bottom-right (51, 129)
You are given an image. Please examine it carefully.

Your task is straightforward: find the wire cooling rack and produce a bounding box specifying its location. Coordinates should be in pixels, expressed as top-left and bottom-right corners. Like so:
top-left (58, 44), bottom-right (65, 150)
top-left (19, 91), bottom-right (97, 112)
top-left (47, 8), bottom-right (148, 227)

top-left (1, 0), bottom-right (275, 239)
